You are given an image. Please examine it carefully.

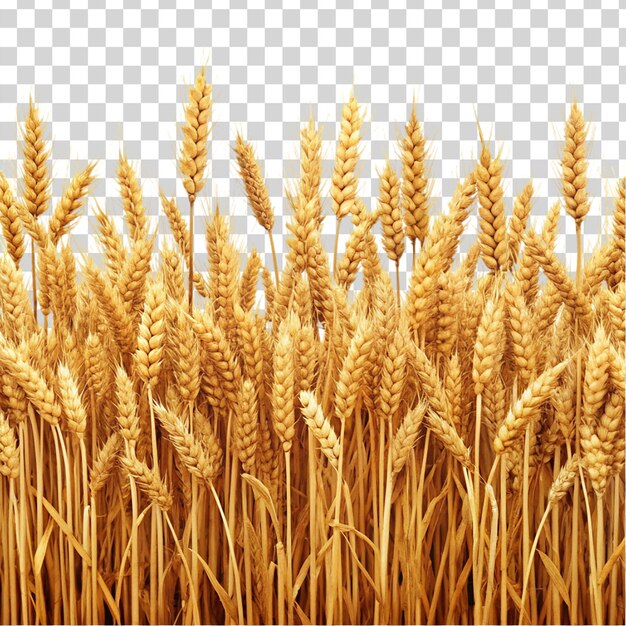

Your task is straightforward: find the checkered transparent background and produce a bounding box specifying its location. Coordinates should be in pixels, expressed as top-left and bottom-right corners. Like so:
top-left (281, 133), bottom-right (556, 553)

top-left (0, 1), bottom-right (624, 291)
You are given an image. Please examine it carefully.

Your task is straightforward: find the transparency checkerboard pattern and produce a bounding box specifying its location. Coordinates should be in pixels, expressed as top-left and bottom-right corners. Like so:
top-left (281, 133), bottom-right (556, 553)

top-left (0, 1), bottom-right (624, 295)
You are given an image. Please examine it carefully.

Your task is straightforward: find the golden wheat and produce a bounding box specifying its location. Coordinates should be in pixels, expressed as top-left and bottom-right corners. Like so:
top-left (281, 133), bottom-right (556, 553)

top-left (0, 85), bottom-right (621, 626)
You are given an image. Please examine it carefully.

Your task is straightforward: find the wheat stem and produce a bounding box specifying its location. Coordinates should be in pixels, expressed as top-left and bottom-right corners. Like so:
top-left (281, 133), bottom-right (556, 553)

top-left (308, 427), bottom-right (318, 624)
top-left (284, 450), bottom-right (294, 623)
top-left (188, 197), bottom-right (195, 312)
top-left (500, 457), bottom-right (508, 624)
top-left (268, 228), bottom-right (279, 288)
top-left (31, 239), bottom-right (37, 318)
top-left (609, 476), bottom-right (619, 625)
top-left (595, 495), bottom-right (605, 625)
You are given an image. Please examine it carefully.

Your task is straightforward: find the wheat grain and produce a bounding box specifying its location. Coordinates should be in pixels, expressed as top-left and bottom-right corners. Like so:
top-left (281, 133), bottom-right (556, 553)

top-left (161, 245), bottom-right (186, 305)
top-left (608, 177), bottom-right (625, 289)
top-left (84, 259), bottom-right (136, 352)
top-left (193, 309), bottom-right (241, 408)
top-left (541, 201), bottom-right (561, 252)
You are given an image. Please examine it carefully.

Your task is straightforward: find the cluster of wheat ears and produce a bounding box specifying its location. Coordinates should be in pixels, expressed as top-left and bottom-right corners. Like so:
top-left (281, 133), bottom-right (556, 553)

top-left (0, 68), bottom-right (623, 626)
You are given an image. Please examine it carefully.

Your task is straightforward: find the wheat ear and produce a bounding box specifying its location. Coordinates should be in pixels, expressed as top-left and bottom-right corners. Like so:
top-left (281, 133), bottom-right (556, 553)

top-left (475, 133), bottom-right (507, 271)
top-left (401, 102), bottom-right (430, 248)
top-left (234, 133), bottom-right (278, 284)
top-left (300, 390), bottom-right (340, 468)
top-left (57, 363), bottom-right (87, 438)
top-left (180, 67), bottom-right (212, 310)
top-left (154, 403), bottom-right (219, 486)
top-left (391, 401), bottom-right (427, 477)
top-left (117, 151), bottom-right (147, 242)
top-left (494, 360), bottom-right (569, 453)
top-left (561, 103), bottom-right (589, 224)
top-left (133, 281), bottom-right (166, 389)
top-left (507, 181), bottom-right (533, 269)
top-left (180, 67), bottom-right (212, 203)
top-left (0, 174), bottom-right (26, 264)
top-left (0, 340), bottom-right (61, 425)
top-left (48, 161), bottom-right (96, 245)
top-left (120, 451), bottom-right (173, 511)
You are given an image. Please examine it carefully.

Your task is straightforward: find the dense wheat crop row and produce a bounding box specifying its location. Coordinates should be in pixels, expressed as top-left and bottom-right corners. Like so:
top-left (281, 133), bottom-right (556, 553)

top-left (0, 69), bottom-right (623, 625)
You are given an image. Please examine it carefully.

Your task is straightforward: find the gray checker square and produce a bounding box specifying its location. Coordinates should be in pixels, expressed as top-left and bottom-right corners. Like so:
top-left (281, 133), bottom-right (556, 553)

top-left (0, 1), bottom-right (623, 302)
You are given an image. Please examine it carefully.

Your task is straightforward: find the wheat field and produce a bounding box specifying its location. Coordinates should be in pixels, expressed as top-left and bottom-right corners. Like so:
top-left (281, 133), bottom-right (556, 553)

top-left (0, 68), bottom-right (623, 625)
